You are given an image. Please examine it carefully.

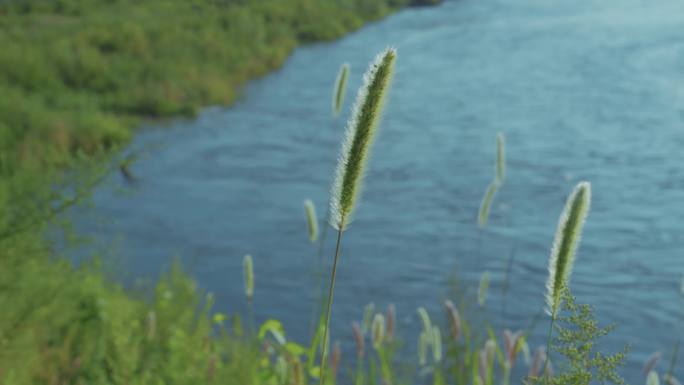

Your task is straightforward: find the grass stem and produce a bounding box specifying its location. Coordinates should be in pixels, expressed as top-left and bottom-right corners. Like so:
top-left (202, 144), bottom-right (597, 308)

top-left (319, 225), bottom-right (344, 385)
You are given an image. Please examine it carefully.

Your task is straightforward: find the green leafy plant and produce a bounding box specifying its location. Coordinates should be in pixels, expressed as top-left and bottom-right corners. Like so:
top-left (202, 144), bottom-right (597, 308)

top-left (527, 288), bottom-right (629, 385)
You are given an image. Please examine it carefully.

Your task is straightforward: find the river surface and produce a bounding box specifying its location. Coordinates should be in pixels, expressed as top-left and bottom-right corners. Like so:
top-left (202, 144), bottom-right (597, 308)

top-left (73, 0), bottom-right (684, 381)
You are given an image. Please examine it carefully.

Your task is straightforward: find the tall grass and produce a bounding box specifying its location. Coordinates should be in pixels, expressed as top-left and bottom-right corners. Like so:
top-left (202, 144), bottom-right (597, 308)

top-left (542, 181), bottom-right (591, 383)
top-left (305, 199), bottom-right (319, 243)
top-left (332, 63), bottom-right (351, 118)
top-left (477, 133), bottom-right (506, 228)
top-left (320, 47), bottom-right (396, 385)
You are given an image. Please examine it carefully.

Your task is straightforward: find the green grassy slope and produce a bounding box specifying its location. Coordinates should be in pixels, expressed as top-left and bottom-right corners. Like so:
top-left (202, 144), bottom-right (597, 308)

top-left (0, 1), bottom-right (408, 383)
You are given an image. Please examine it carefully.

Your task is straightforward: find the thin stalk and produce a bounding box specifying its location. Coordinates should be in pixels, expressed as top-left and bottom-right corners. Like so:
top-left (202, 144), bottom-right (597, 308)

top-left (247, 299), bottom-right (255, 336)
top-left (308, 119), bottom-right (338, 338)
top-left (666, 339), bottom-right (680, 380)
top-left (501, 247), bottom-right (517, 322)
top-left (502, 364), bottom-right (511, 385)
top-left (308, 204), bottom-right (331, 338)
top-left (319, 225), bottom-right (344, 385)
top-left (542, 314), bottom-right (555, 384)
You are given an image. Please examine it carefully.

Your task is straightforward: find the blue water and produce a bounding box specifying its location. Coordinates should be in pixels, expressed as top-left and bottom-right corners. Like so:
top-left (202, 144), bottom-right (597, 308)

top-left (74, 0), bottom-right (684, 381)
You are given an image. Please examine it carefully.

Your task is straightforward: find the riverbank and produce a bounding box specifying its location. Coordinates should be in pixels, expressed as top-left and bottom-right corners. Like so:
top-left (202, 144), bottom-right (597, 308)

top-left (0, 1), bottom-right (413, 382)
top-left (0, 0), bottom-right (411, 173)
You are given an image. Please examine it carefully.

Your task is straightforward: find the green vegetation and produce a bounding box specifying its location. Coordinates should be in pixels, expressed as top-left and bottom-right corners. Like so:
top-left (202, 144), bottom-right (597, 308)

top-left (0, 0), bottom-right (409, 172)
top-left (322, 47), bottom-right (396, 385)
top-left (0, 2), bottom-right (657, 384)
top-left (0, 1), bottom-right (409, 383)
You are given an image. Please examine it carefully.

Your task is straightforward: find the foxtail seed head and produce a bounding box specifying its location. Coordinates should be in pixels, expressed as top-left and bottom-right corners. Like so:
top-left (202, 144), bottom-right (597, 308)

top-left (361, 302), bottom-right (375, 335)
top-left (416, 306), bottom-right (432, 334)
top-left (545, 181), bottom-right (591, 316)
top-left (431, 326), bottom-right (442, 362)
top-left (647, 371), bottom-right (660, 385)
top-left (332, 63), bottom-right (350, 117)
top-left (330, 48), bottom-right (396, 231)
top-left (444, 300), bottom-right (462, 341)
top-left (304, 199), bottom-right (318, 243)
top-left (643, 351), bottom-right (661, 375)
top-left (330, 341), bottom-right (341, 378)
top-left (386, 303), bottom-right (396, 342)
top-left (352, 321), bottom-right (365, 358)
top-left (243, 254), bottom-right (254, 301)
top-left (478, 271), bottom-right (490, 307)
top-left (496, 133), bottom-right (506, 184)
top-left (418, 331), bottom-right (429, 366)
top-left (478, 181), bottom-right (498, 228)
top-left (371, 313), bottom-right (385, 350)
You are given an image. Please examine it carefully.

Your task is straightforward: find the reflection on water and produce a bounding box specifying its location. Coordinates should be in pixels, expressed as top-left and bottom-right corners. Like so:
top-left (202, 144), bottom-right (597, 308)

top-left (74, 0), bottom-right (684, 380)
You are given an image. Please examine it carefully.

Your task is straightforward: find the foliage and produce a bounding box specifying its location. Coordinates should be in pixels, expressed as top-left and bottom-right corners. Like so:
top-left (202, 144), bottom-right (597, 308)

top-left (527, 288), bottom-right (629, 385)
top-left (0, 0), bottom-right (408, 174)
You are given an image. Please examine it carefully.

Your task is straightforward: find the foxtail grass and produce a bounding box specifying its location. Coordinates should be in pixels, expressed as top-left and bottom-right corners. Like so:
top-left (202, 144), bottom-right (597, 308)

top-left (431, 326), bottom-right (442, 362)
top-left (371, 313), bottom-right (386, 349)
top-left (648, 371), bottom-right (661, 385)
top-left (542, 181), bottom-right (591, 383)
top-left (644, 352), bottom-right (662, 375)
top-left (319, 47), bottom-right (396, 385)
top-left (243, 254), bottom-right (255, 333)
top-left (478, 133), bottom-right (506, 228)
top-left (352, 321), bottom-right (365, 358)
top-left (478, 181), bottom-right (498, 228)
top-left (496, 132), bottom-right (505, 185)
top-left (418, 330), bottom-right (429, 366)
top-left (417, 306), bottom-right (432, 334)
top-left (304, 199), bottom-right (319, 243)
top-left (478, 271), bottom-right (490, 307)
top-left (332, 63), bottom-right (350, 117)
top-left (545, 181), bottom-right (591, 316)
top-left (386, 303), bottom-right (396, 342)
top-left (243, 254), bottom-right (254, 301)
top-left (444, 300), bottom-right (462, 341)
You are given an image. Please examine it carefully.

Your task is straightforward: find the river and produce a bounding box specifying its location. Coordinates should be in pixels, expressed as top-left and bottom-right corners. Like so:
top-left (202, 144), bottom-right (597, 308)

top-left (73, 0), bottom-right (684, 381)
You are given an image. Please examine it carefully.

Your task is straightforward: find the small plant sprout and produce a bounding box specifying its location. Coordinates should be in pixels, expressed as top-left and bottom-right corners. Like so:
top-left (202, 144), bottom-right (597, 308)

top-left (496, 132), bottom-right (506, 185)
top-left (478, 271), bottom-right (490, 307)
top-left (304, 199), bottom-right (318, 243)
top-left (478, 181), bottom-right (498, 228)
top-left (319, 48), bottom-right (396, 385)
top-left (332, 62), bottom-right (350, 117)
top-left (542, 181), bottom-right (591, 383)
top-left (243, 254), bottom-right (254, 301)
